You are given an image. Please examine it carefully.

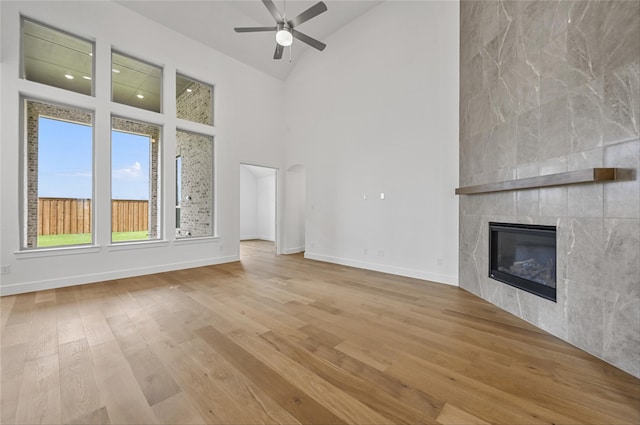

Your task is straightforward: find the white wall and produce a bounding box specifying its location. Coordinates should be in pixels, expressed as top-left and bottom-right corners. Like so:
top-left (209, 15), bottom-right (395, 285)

top-left (239, 165), bottom-right (276, 241)
top-left (283, 165), bottom-right (306, 254)
top-left (283, 1), bottom-right (460, 284)
top-left (256, 174), bottom-right (276, 241)
top-left (239, 165), bottom-right (259, 239)
top-left (0, 1), bottom-right (285, 295)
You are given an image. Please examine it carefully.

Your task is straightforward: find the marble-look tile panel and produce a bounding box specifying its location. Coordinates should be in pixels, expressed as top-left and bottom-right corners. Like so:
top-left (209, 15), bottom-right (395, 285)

top-left (603, 290), bottom-right (640, 378)
top-left (514, 288), bottom-right (541, 326)
top-left (566, 217), bottom-right (604, 286)
top-left (604, 139), bottom-right (640, 219)
top-left (461, 53), bottom-right (484, 102)
top-left (497, 2), bottom-right (519, 75)
top-left (467, 89), bottom-right (494, 135)
top-left (479, 1), bottom-right (500, 46)
top-left (537, 277), bottom-right (568, 340)
top-left (540, 188), bottom-right (567, 218)
top-left (460, 1), bottom-right (482, 62)
top-left (493, 69), bottom-right (520, 123)
top-left (602, 218), bottom-right (640, 299)
top-left (566, 278), bottom-right (604, 358)
top-left (567, 148), bottom-right (604, 218)
top-left (516, 107), bottom-right (539, 164)
top-left (540, 95), bottom-right (571, 159)
top-left (569, 80), bottom-right (604, 152)
top-left (514, 50), bottom-right (541, 113)
top-left (600, 1), bottom-right (640, 75)
top-left (490, 121), bottom-right (517, 170)
top-left (518, 0), bottom-right (570, 50)
top-left (603, 62), bottom-right (640, 144)
top-left (516, 163), bottom-right (539, 219)
top-left (540, 31), bottom-right (569, 105)
top-left (566, 3), bottom-right (600, 85)
top-left (554, 216), bottom-right (569, 282)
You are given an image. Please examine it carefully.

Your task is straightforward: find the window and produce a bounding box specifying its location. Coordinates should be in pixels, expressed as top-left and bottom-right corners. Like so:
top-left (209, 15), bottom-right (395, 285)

top-left (111, 117), bottom-right (161, 242)
top-left (176, 74), bottom-right (214, 125)
top-left (22, 18), bottom-right (94, 96)
top-left (24, 100), bottom-right (93, 248)
top-left (176, 130), bottom-right (213, 238)
top-left (112, 51), bottom-right (162, 113)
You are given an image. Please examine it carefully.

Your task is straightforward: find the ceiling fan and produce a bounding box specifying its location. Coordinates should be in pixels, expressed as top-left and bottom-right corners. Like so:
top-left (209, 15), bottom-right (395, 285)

top-left (234, 0), bottom-right (327, 60)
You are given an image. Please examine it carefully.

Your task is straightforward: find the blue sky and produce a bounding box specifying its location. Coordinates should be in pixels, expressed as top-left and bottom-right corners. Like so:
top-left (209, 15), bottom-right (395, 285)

top-left (38, 117), bottom-right (150, 200)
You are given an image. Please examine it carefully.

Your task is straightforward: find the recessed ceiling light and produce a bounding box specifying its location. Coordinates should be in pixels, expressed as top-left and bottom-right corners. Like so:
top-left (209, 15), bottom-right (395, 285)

top-left (186, 88), bottom-right (193, 93)
top-left (64, 74), bottom-right (74, 79)
top-left (112, 68), bottom-right (121, 73)
top-left (82, 75), bottom-right (92, 80)
top-left (136, 93), bottom-right (144, 99)
top-left (89, 52), bottom-right (93, 57)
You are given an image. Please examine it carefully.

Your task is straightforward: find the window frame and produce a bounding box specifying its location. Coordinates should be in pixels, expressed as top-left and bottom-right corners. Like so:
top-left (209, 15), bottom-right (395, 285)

top-left (20, 97), bottom-right (96, 251)
top-left (110, 115), bottom-right (163, 244)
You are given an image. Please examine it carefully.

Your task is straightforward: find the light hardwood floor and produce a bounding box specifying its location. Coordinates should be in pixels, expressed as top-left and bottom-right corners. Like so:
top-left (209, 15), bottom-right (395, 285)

top-left (1, 241), bottom-right (639, 424)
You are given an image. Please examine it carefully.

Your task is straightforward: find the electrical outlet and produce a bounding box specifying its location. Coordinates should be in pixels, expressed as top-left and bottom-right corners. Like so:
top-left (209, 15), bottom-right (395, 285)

top-left (0, 265), bottom-right (10, 275)
top-left (364, 248), bottom-right (368, 255)
top-left (219, 245), bottom-right (224, 252)
top-left (377, 250), bottom-right (384, 257)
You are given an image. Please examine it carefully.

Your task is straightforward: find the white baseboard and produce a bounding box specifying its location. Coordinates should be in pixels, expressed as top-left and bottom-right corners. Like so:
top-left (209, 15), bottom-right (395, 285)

top-left (0, 255), bottom-right (239, 296)
top-left (240, 235), bottom-right (275, 242)
top-left (283, 246), bottom-right (305, 255)
top-left (304, 252), bottom-right (458, 286)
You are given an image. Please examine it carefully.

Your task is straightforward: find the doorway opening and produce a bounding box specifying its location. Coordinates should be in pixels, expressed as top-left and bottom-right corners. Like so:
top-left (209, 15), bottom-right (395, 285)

top-left (239, 164), bottom-right (277, 257)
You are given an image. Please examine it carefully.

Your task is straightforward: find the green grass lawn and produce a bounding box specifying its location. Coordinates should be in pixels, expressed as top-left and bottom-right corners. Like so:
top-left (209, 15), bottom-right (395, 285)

top-left (38, 231), bottom-right (149, 247)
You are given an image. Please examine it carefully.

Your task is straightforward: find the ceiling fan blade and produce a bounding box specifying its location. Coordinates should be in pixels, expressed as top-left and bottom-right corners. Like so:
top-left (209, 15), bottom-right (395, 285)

top-left (274, 43), bottom-right (284, 60)
top-left (291, 29), bottom-right (326, 51)
top-left (234, 26), bottom-right (277, 33)
top-left (288, 2), bottom-right (327, 28)
top-left (262, 0), bottom-right (283, 23)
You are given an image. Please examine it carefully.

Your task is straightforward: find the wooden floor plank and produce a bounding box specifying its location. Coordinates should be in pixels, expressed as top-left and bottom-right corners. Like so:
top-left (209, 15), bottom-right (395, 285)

top-left (59, 338), bottom-right (102, 423)
top-left (196, 325), bottom-right (348, 425)
top-left (0, 240), bottom-right (638, 425)
top-left (1, 343), bottom-right (27, 424)
top-left (15, 353), bottom-right (62, 425)
top-left (90, 340), bottom-right (158, 425)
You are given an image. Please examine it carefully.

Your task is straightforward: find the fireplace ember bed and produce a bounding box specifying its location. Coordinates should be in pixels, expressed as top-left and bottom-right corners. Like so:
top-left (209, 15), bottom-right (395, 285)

top-left (489, 222), bottom-right (557, 302)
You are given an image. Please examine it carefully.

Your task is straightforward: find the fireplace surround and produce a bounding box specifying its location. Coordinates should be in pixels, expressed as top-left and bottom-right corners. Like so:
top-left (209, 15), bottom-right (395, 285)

top-left (459, 0), bottom-right (640, 378)
top-left (489, 222), bottom-right (557, 302)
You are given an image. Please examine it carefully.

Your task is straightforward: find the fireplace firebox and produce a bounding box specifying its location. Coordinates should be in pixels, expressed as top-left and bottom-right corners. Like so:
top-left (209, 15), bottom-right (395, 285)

top-left (489, 222), bottom-right (557, 302)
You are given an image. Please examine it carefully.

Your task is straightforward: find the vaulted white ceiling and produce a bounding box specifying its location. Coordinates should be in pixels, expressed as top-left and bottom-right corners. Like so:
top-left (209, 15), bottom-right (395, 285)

top-left (115, 0), bottom-right (383, 81)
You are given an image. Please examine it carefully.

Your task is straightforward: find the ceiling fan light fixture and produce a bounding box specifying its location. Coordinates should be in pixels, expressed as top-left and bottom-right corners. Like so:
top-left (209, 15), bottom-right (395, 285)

top-left (275, 28), bottom-right (293, 46)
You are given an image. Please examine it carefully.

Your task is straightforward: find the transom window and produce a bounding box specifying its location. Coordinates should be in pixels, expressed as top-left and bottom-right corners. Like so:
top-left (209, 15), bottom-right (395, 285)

top-left (176, 73), bottom-right (214, 125)
top-left (22, 18), bottom-right (94, 96)
top-left (112, 51), bottom-right (162, 113)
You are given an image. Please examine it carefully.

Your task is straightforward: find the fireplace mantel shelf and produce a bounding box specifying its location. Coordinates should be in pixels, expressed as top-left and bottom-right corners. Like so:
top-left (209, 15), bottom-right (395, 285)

top-left (455, 168), bottom-right (626, 195)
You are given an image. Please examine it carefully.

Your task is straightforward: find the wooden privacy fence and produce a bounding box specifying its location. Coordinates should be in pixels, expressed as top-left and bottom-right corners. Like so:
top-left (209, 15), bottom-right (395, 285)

top-left (38, 198), bottom-right (148, 235)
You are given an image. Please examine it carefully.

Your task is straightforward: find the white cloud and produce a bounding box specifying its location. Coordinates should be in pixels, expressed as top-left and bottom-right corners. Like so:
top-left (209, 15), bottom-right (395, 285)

top-left (114, 162), bottom-right (143, 179)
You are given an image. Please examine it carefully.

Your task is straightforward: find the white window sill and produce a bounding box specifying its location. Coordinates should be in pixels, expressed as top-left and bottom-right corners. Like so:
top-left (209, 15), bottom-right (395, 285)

top-left (15, 245), bottom-right (101, 259)
top-left (173, 236), bottom-right (219, 245)
top-left (107, 240), bottom-right (170, 251)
